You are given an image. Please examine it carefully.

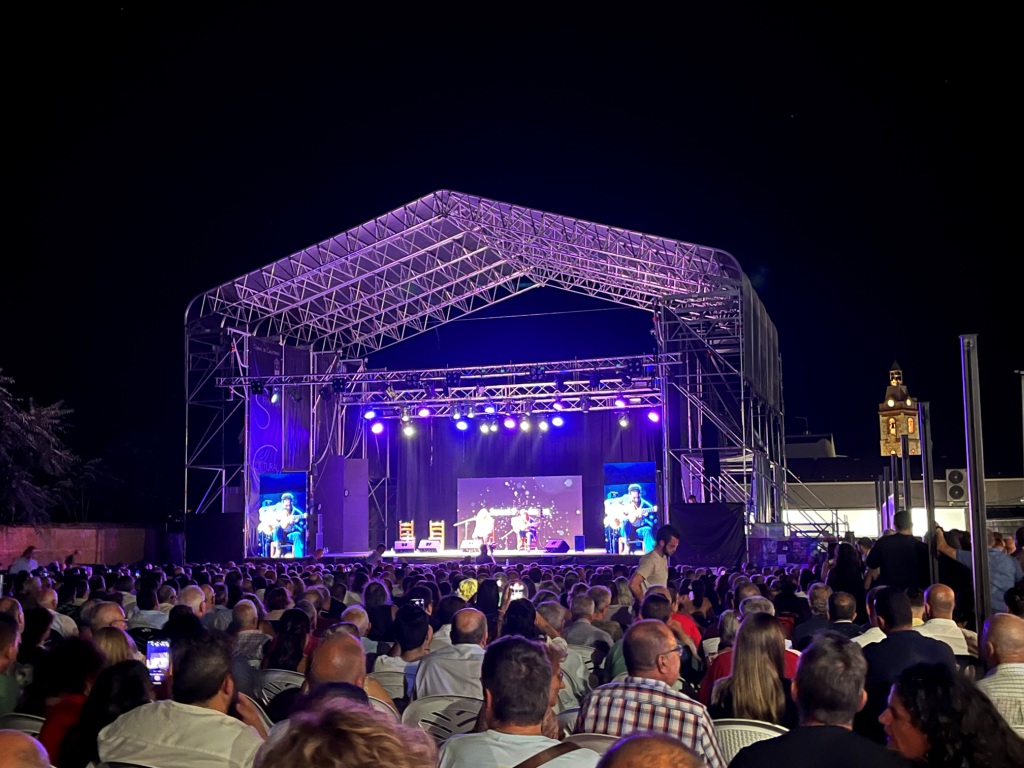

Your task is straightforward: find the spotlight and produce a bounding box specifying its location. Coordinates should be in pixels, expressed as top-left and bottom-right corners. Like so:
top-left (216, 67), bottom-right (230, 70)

top-left (538, 419), bottom-right (549, 432)
top-left (331, 378), bottom-right (345, 395)
top-left (400, 408), bottom-right (412, 423)
top-left (479, 422), bottom-right (491, 434)
top-left (452, 404), bottom-right (463, 419)
top-left (503, 416), bottom-right (517, 430)
top-left (614, 394), bottom-right (627, 408)
top-left (484, 402), bottom-right (497, 414)
top-left (417, 406), bottom-right (431, 418)
top-left (621, 374), bottom-right (633, 388)
top-left (647, 410), bottom-right (661, 423)
top-left (618, 412), bottom-right (629, 428)
top-left (270, 387), bottom-right (280, 404)
top-left (370, 421), bottom-right (385, 435)
top-left (553, 372), bottom-right (567, 391)
top-left (489, 421), bottom-right (499, 433)
top-left (363, 407), bottom-right (378, 420)
top-left (519, 417), bottom-right (531, 432)
top-left (467, 404), bottom-right (476, 419)
top-left (551, 415), bottom-right (565, 427)
top-left (552, 398), bottom-right (564, 411)
top-left (402, 423), bottom-right (416, 437)
top-left (445, 371), bottom-right (461, 388)
top-left (580, 397), bottom-right (591, 413)
top-left (455, 419), bottom-right (469, 431)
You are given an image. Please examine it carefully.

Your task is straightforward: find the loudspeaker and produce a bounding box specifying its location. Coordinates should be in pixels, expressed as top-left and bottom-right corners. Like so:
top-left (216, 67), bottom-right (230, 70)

top-left (394, 540), bottom-right (415, 552)
top-left (573, 535), bottom-right (586, 552)
top-left (461, 539), bottom-right (481, 552)
top-left (418, 539), bottom-right (441, 553)
top-left (544, 539), bottom-right (570, 554)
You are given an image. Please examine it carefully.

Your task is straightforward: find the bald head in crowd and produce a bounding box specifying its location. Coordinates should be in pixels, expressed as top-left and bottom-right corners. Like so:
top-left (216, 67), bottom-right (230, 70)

top-left (305, 634), bottom-right (367, 689)
top-left (451, 607), bottom-right (488, 646)
top-left (0, 597), bottom-right (25, 633)
top-left (734, 582), bottom-right (762, 606)
top-left (597, 734), bottom-right (708, 768)
top-left (340, 606), bottom-right (370, 637)
top-left (983, 612), bottom-right (1024, 665)
top-left (35, 589), bottom-right (59, 611)
top-left (178, 585), bottom-right (207, 617)
top-left (90, 601), bottom-right (126, 632)
top-left (0, 730), bottom-right (50, 768)
top-left (232, 599), bottom-right (258, 631)
top-left (623, 619), bottom-right (677, 682)
top-left (924, 583), bottom-right (956, 620)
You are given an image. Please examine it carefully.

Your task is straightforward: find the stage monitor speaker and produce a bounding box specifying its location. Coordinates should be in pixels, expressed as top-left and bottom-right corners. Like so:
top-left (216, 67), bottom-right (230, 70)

top-left (461, 539), bottom-right (480, 552)
top-left (573, 535), bottom-right (586, 552)
top-left (544, 539), bottom-right (570, 554)
top-left (418, 539), bottom-right (441, 553)
top-left (393, 540), bottom-right (415, 553)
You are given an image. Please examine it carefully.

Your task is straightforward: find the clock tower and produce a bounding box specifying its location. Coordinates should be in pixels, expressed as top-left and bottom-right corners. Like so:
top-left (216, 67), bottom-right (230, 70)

top-left (879, 362), bottom-right (920, 457)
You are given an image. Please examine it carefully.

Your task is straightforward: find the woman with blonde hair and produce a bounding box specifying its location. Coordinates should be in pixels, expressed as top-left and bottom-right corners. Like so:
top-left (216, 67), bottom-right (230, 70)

top-left (92, 626), bottom-right (141, 666)
top-left (708, 612), bottom-right (797, 727)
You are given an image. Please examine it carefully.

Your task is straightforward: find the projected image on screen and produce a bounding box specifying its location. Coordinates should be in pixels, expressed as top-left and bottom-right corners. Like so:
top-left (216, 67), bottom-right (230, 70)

top-left (257, 473), bottom-right (309, 560)
top-left (457, 476), bottom-right (583, 552)
top-left (603, 462), bottom-right (659, 554)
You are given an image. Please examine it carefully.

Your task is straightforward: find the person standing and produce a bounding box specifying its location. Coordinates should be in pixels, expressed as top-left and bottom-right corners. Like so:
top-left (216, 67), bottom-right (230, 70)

top-left (935, 526), bottom-right (1024, 613)
top-left (864, 511), bottom-right (927, 592)
top-left (629, 525), bottom-right (680, 603)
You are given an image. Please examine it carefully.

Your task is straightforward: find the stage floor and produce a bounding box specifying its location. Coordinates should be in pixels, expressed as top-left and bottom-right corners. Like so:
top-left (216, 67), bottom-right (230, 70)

top-left (250, 547), bottom-right (641, 568)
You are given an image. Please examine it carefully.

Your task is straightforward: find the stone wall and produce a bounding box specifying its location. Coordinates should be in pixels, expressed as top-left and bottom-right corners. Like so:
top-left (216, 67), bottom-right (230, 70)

top-left (1, 524), bottom-right (163, 568)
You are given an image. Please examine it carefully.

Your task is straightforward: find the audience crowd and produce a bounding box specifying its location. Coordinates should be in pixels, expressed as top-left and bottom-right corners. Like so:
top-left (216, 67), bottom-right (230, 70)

top-left (0, 519), bottom-right (1021, 767)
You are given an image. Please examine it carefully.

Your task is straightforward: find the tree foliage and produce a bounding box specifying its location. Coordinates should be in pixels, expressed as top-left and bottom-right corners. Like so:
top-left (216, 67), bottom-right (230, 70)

top-left (0, 369), bottom-right (101, 524)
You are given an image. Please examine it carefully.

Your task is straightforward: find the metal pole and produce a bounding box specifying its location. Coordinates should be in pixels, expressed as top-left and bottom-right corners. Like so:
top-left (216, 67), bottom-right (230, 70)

top-left (918, 402), bottom-right (939, 586)
top-left (900, 434), bottom-right (913, 514)
top-left (882, 465), bottom-right (892, 532)
top-left (961, 334), bottom-right (991, 627)
top-left (889, 453), bottom-right (900, 513)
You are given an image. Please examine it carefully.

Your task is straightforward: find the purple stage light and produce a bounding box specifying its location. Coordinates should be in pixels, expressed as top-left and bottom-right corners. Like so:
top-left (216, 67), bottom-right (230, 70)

top-left (647, 410), bottom-right (660, 423)
top-left (551, 415), bottom-right (565, 427)
top-left (417, 406), bottom-right (431, 418)
top-left (503, 416), bottom-right (517, 430)
top-left (552, 398), bottom-right (564, 411)
top-left (370, 421), bottom-right (385, 435)
top-left (402, 424), bottom-right (416, 437)
top-left (538, 419), bottom-right (549, 432)
top-left (456, 419), bottom-right (469, 431)
top-left (613, 394), bottom-right (627, 408)
top-left (479, 422), bottom-right (490, 434)
top-left (363, 408), bottom-right (377, 420)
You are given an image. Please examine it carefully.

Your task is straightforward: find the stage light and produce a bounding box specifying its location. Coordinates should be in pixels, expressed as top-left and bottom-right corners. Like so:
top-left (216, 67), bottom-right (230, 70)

top-left (331, 378), bottom-right (345, 395)
top-left (400, 408), bottom-right (412, 423)
top-left (363, 407), bottom-right (378, 420)
top-left (647, 409), bottom-right (661, 423)
top-left (467, 404), bottom-right (476, 418)
top-left (484, 402), bottom-right (497, 414)
top-left (503, 416), bottom-right (517, 430)
top-left (270, 387), bottom-right (280, 404)
top-left (580, 397), bottom-right (591, 413)
top-left (618, 412), bottom-right (629, 428)
top-left (519, 417), bottom-right (531, 431)
top-left (479, 422), bottom-right (491, 434)
top-left (452, 404), bottom-right (463, 419)
top-left (538, 419), bottom-right (549, 432)
top-left (489, 421), bottom-right (499, 433)
top-left (614, 394), bottom-right (627, 408)
top-left (553, 372), bottom-right (567, 391)
top-left (621, 374), bottom-right (633, 388)
top-left (552, 398), bottom-right (565, 411)
top-left (445, 371), bottom-right (461, 388)
top-left (402, 423), bottom-right (416, 437)
top-left (551, 415), bottom-right (565, 427)
top-left (455, 418), bottom-right (469, 431)
top-left (370, 421), bottom-right (385, 435)
top-left (251, 381), bottom-right (266, 396)
top-left (417, 405), bottom-right (431, 418)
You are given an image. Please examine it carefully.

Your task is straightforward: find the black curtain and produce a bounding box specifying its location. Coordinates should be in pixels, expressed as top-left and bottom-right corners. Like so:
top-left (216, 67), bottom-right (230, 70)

top-left (384, 412), bottom-right (660, 548)
top-left (669, 502), bottom-right (746, 568)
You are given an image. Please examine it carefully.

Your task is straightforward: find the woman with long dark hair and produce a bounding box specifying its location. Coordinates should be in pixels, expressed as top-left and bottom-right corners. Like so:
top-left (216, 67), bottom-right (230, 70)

top-left (881, 662), bottom-right (1024, 767)
top-left (708, 612), bottom-right (797, 728)
top-left (263, 608), bottom-right (311, 673)
top-left (364, 579), bottom-right (396, 644)
top-left (471, 578), bottom-right (501, 639)
top-left (825, 541), bottom-right (867, 623)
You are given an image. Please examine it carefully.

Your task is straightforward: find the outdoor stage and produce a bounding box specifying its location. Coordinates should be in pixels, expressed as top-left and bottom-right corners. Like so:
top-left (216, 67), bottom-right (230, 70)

top-left (246, 547), bottom-right (641, 568)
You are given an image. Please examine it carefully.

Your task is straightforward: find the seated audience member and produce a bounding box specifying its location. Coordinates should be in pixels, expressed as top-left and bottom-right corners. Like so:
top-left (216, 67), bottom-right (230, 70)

top-left (708, 612), bottom-right (798, 728)
top-left (263, 608), bottom-right (311, 673)
top-left (160, 604), bottom-right (205, 644)
top-left (565, 595), bottom-right (614, 651)
top-left (339, 605), bottom-right (376, 656)
top-left (827, 591), bottom-right (865, 640)
top-left (373, 604), bottom-right (432, 700)
top-left (262, 680), bottom-right (370, 746)
top-left (97, 631), bottom-right (265, 767)
top-left (855, 588), bottom-right (956, 743)
top-left (430, 595), bottom-right (467, 650)
top-left (701, 609), bottom-right (738, 664)
top-left (976, 612), bottom-right (1024, 729)
top-left (60, 659), bottom-right (153, 768)
top-left (127, 589), bottom-right (168, 630)
top-left (604, 593), bottom-right (672, 681)
top-left (232, 599), bottom-right (271, 667)
top-left (497, 598), bottom-right (543, 641)
top-left (588, 585), bottom-right (624, 643)
top-left (852, 586), bottom-right (889, 648)
top-left (790, 582), bottom-right (832, 651)
top-left (89, 601), bottom-right (128, 633)
top-left (37, 588), bottom-right (78, 639)
top-left (575, 620), bottom-right (724, 768)
top-left (0, 614), bottom-right (21, 716)
top-left (303, 633), bottom-right (396, 713)
top-left (596, 733), bottom-right (708, 768)
top-left (254, 699), bottom-right (436, 768)
top-left (178, 584), bottom-right (209, 619)
top-left (914, 583), bottom-right (969, 656)
top-left (413, 607), bottom-right (487, 700)
top-left (882, 661), bottom-right (1024, 766)
top-left (0, 730), bottom-right (50, 768)
top-left (440, 636), bottom-right (602, 768)
top-left (92, 626), bottom-right (141, 666)
top-left (906, 587), bottom-right (926, 627)
top-left (37, 638), bottom-right (106, 764)
top-left (730, 633), bottom-right (912, 767)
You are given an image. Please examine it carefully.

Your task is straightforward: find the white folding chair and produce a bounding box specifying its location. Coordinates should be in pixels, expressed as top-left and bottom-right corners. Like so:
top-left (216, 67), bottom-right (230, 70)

top-left (556, 706), bottom-right (580, 737)
top-left (564, 732), bottom-right (620, 755)
top-left (0, 712), bottom-right (46, 736)
top-left (369, 695), bottom-right (401, 722)
top-left (400, 694), bottom-right (483, 746)
top-left (567, 644), bottom-right (607, 690)
top-left (712, 718), bottom-right (788, 763)
top-left (369, 669), bottom-right (408, 702)
top-left (238, 692), bottom-right (274, 735)
top-left (257, 668), bottom-right (306, 706)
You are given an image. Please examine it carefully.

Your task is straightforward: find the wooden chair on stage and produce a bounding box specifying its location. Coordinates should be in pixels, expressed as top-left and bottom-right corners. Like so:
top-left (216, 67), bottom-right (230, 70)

top-left (399, 520), bottom-right (415, 543)
top-left (428, 520), bottom-right (445, 551)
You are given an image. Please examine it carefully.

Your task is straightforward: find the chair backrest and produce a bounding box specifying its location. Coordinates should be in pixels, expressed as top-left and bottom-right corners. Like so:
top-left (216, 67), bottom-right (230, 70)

top-left (369, 670), bottom-right (408, 702)
top-left (0, 712), bottom-right (46, 736)
top-left (238, 692), bottom-right (274, 734)
top-left (567, 644), bottom-right (606, 689)
top-left (713, 718), bottom-right (788, 763)
top-left (954, 654), bottom-right (986, 681)
top-left (401, 694), bottom-right (483, 746)
top-left (369, 696), bottom-right (401, 722)
top-left (126, 626), bottom-right (158, 654)
top-left (556, 707), bottom-right (580, 736)
top-left (257, 668), bottom-right (306, 706)
top-left (564, 733), bottom-right (620, 755)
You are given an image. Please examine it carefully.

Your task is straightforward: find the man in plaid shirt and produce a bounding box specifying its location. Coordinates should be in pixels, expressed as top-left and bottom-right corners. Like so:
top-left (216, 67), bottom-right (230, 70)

top-left (574, 619), bottom-right (725, 768)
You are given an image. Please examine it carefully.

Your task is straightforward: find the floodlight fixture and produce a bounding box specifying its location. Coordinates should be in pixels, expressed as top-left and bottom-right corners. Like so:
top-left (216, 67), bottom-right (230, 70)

top-left (417, 406), bottom-right (431, 418)
top-left (551, 415), bottom-right (565, 427)
top-left (363, 407), bottom-right (378, 420)
top-left (617, 412), bottom-right (630, 428)
top-left (503, 416), bottom-right (518, 430)
top-left (370, 421), bottom-right (385, 435)
top-left (613, 394), bottom-right (627, 408)
top-left (270, 387), bottom-right (281, 404)
top-left (402, 423), bottom-right (416, 437)
top-left (647, 409), bottom-right (661, 423)
top-left (455, 418), bottom-right (469, 431)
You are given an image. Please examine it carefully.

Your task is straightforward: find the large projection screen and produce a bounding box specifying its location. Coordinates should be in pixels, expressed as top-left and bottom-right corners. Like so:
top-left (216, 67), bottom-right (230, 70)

top-left (457, 475), bottom-right (584, 547)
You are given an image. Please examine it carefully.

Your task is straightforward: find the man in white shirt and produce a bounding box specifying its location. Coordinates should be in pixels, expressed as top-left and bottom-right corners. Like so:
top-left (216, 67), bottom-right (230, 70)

top-left (977, 612), bottom-right (1024, 729)
top-left (373, 604), bottom-right (432, 700)
top-left (914, 583), bottom-right (969, 656)
top-left (413, 608), bottom-right (488, 700)
top-left (127, 589), bottom-right (169, 631)
top-left (852, 586), bottom-right (888, 648)
top-left (439, 635), bottom-right (601, 768)
top-left (98, 631), bottom-right (265, 767)
top-left (629, 525), bottom-right (680, 603)
top-left (36, 588), bottom-right (78, 639)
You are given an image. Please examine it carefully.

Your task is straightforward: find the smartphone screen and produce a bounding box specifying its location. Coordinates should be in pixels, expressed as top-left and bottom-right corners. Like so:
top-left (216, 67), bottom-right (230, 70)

top-left (146, 640), bottom-right (171, 685)
top-left (411, 597), bottom-right (425, 609)
top-left (510, 583), bottom-right (525, 601)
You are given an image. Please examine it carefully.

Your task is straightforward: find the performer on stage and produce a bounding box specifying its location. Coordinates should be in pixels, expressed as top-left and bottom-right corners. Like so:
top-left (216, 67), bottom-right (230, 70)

top-left (617, 483), bottom-right (655, 554)
top-left (257, 500), bottom-right (280, 557)
top-left (512, 508), bottom-right (537, 551)
top-left (278, 492), bottom-right (308, 558)
top-left (473, 507), bottom-right (495, 547)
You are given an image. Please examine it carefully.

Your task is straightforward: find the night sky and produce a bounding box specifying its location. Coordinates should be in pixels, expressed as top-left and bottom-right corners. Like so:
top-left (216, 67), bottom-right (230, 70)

top-left (7, 5), bottom-right (1020, 520)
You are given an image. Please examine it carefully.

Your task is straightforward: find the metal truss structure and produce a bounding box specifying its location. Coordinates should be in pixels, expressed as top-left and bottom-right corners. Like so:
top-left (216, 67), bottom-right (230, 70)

top-left (186, 190), bottom-right (815, 539)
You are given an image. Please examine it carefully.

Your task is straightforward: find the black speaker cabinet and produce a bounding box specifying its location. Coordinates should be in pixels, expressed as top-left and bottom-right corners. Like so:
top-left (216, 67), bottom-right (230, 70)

top-left (544, 539), bottom-right (570, 553)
